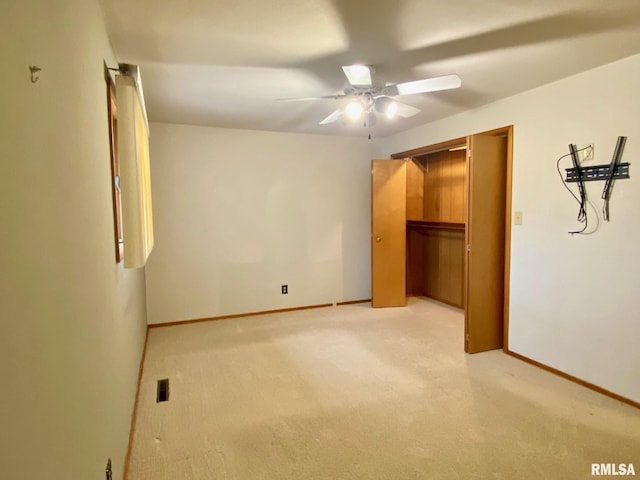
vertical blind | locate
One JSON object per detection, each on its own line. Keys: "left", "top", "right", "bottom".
{"left": 116, "top": 72, "right": 154, "bottom": 269}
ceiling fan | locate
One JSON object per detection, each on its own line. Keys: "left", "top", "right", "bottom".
{"left": 277, "top": 65, "right": 462, "bottom": 130}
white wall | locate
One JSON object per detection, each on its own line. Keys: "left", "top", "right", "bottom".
{"left": 374, "top": 54, "right": 640, "bottom": 403}
{"left": 0, "top": 1, "right": 148, "bottom": 479}
{"left": 146, "top": 124, "right": 372, "bottom": 324}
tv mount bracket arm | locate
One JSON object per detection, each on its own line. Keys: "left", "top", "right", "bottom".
{"left": 564, "top": 136, "right": 630, "bottom": 222}
{"left": 601, "top": 136, "right": 626, "bottom": 221}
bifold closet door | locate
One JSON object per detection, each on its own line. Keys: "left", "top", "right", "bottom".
{"left": 465, "top": 135, "right": 507, "bottom": 353}
{"left": 371, "top": 159, "right": 407, "bottom": 307}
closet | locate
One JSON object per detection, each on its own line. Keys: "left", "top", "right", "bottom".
{"left": 406, "top": 146, "right": 467, "bottom": 308}
{"left": 371, "top": 126, "right": 512, "bottom": 353}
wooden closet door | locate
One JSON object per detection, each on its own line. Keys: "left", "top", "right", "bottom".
{"left": 465, "top": 135, "right": 507, "bottom": 353}
{"left": 371, "top": 159, "right": 407, "bottom": 307}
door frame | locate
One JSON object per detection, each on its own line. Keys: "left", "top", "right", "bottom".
{"left": 391, "top": 125, "right": 513, "bottom": 352}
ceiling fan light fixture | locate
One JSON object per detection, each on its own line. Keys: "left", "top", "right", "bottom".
{"left": 385, "top": 101, "right": 398, "bottom": 119}
{"left": 345, "top": 101, "right": 364, "bottom": 120}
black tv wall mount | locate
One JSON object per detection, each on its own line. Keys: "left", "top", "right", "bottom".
{"left": 564, "top": 162, "right": 629, "bottom": 183}
{"left": 564, "top": 136, "right": 630, "bottom": 222}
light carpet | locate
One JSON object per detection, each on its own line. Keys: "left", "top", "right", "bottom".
{"left": 128, "top": 298, "right": 640, "bottom": 479}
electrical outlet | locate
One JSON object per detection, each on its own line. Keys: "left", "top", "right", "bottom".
{"left": 514, "top": 211, "right": 523, "bottom": 225}
{"left": 281, "top": 285, "right": 288, "bottom": 294}
{"left": 582, "top": 143, "right": 594, "bottom": 161}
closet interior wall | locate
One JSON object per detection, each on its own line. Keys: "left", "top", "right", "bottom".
{"left": 406, "top": 147, "right": 467, "bottom": 308}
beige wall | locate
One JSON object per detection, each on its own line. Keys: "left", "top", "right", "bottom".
{"left": 145, "top": 123, "right": 373, "bottom": 324}
{"left": 374, "top": 54, "right": 640, "bottom": 403}
{"left": 0, "top": 1, "right": 148, "bottom": 479}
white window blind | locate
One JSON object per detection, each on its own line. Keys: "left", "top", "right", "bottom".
{"left": 116, "top": 71, "right": 154, "bottom": 269}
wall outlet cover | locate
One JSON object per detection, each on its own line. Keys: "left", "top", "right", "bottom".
{"left": 582, "top": 144, "right": 594, "bottom": 161}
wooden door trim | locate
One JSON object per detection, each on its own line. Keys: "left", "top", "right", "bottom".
{"left": 464, "top": 134, "right": 472, "bottom": 352}
{"left": 390, "top": 136, "right": 467, "bottom": 159}
{"left": 502, "top": 126, "right": 514, "bottom": 352}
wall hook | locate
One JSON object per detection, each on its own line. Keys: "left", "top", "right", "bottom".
{"left": 29, "top": 65, "right": 42, "bottom": 83}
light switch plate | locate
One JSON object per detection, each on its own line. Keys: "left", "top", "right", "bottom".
{"left": 514, "top": 211, "right": 523, "bottom": 225}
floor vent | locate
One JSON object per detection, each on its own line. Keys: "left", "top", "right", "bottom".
{"left": 156, "top": 378, "right": 170, "bottom": 403}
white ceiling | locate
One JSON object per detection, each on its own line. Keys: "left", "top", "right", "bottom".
{"left": 100, "top": 0, "right": 640, "bottom": 138}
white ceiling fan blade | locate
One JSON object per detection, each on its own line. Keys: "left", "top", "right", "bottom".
{"left": 394, "top": 101, "right": 421, "bottom": 118}
{"left": 384, "top": 74, "right": 462, "bottom": 96}
{"left": 342, "top": 65, "right": 374, "bottom": 87}
{"left": 375, "top": 97, "right": 421, "bottom": 119}
{"left": 319, "top": 109, "right": 342, "bottom": 125}
{"left": 276, "top": 94, "right": 346, "bottom": 102}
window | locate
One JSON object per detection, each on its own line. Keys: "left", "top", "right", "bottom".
{"left": 105, "top": 64, "right": 124, "bottom": 263}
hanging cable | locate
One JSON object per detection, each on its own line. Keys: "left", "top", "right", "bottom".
{"left": 556, "top": 146, "right": 600, "bottom": 235}
{"left": 567, "top": 144, "right": 587, "bottom": 223}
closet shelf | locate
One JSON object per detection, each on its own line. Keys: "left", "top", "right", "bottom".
{"left": 407, "top": 220, "right": 465, "bottom": 231}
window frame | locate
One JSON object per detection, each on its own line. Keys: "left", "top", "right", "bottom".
{"left": 105, "top": 64, "right": 124, "bottom": 263}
